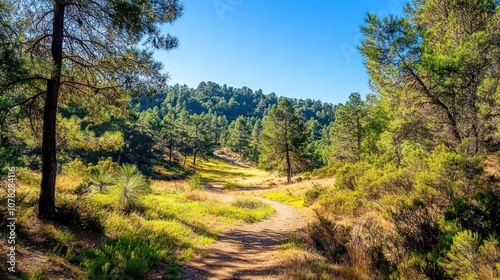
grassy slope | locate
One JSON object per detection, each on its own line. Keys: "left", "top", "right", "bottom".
{"left": 0, "top": 157, "right": 277, "bottom": 279}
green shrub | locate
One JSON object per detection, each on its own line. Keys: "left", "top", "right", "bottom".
{"left": 445, "top": 191, "right": 500, "bottom": 239}
{"left": 113, "top": 164, "right": 150, "bottom": 210}
{"left": 335, "top": 161, "right": 371, "bottom": 190}
{"left": 89, "top": 169, "right": 114, "bottom": 194}
{"left": 56, "top": 195, "right": 104, "bottom": 232}
{"left": 62, "top": 158, "right": 89, "bottom": 178}
{"left": 318, "top": 188, "right": 364, "bottom": 216}
{"left": 88, "top": 157, "right": 118, "bottom": 176}
{"left": 440, "top": 231, "right": 500, "bottom": 279}
{"left": 304, "top": 183, "right": 328, "bottom": 206}
{"left": 187, "top": 175, "right": 203, "bottom": 190}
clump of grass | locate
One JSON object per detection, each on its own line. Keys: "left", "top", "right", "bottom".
{"left": 185, "top": 190, "right": 220, "bottom": 203}
{"left": 27, "top": 269, "right": 50, "bottom": 280}
{"left": 223, "top": 181, "right": 240, "bottom": 190}
{"left": 187, "top": 175, "right": 203, "bottom": 190}
{"left": 56, "top": 229, "right": 76, "bottom": 244}
{"left": 281, "top": 235, "right": 306, "bottom": 251}
{"left": 281, "top": 252, "right": 335, "bottom": 280}
{"left": 263, "top": 191, "right": 304, "bottom": 208}
{"left": 208, "top": 203, "right": 274, "bottom": 223}
{"left": 231, "top": 197, "right": 266, "bottom": 209}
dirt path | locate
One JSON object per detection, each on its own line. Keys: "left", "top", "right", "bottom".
{"left": 178, "top": 198, "right": 308, "bottom": 280}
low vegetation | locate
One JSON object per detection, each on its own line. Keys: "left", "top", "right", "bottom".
{"left": 0, "top": 159, "right": 274, "bottom": 279}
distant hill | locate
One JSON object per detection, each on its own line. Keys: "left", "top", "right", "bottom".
{"left": 133, "top": 81, "right": 338, "bottom": 126}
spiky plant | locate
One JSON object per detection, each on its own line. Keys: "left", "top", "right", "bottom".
{"left": 89, "top": 169, "right": 115, "bottom": 194}
{"left": 115, "top": 164, "right": 149, "bottom": 209}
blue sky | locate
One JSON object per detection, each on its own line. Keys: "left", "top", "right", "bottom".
{"left": 155, "top": 1, "right": 406, "bottom": 104}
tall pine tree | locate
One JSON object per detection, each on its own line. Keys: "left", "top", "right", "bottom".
{"left": 5, "top": 0, "right": 183, "bottom": 219}
{"left": 259, "top": 98, "right": 308, "bottom": 184}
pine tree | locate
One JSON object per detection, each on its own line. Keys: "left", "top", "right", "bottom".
{"left": 4, "top": 0, "right": 183, "bottom": 219}
{"left": 160, "top": 112, "right": 179, "bottom": 164}
{"left": 259, "top": 98, "right": 308, "bottom": 184}
{"left": 227, "top": 116, "right": 251, "bottom": 157}
{"left": 330, "top": 92, "right": 366, "bottom": 163}
{"left": 360, "top": 0, "right": 500, "bottom": 153}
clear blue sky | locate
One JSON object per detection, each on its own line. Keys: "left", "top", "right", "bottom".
{"left": 155, "top": 1, "right": 405, "bottom": 104}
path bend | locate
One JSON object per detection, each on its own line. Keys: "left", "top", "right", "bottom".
{"left": 178, "top": 198, "right": 307, "bottom": 280}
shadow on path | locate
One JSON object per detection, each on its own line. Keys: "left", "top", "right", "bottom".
{"left": 178, "top": 199, "right": 308, "bottom": 280}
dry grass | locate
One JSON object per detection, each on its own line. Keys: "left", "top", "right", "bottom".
{"left": 280, "top": 251, "right": 337, "bottom": 280}
{"left": 151, "top": 179, "right": 189, "bottom": 192}
{"left": 184, "top": 189, "right": 222, "bottom": 203}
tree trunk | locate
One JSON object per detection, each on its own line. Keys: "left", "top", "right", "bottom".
{"left": 285, "top": 142, "right": 291, "bottom": 184}
{"left": 39, "top": 2, "right": 65, "bottom": 220}
{"left": 169, "top": 138, "right": 173, "bottom": 164}
{"left": 193, "top": 141, "right": 197, "bottom": 165}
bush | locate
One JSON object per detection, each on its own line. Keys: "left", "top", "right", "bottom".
{"left": 113, "top": 164, "right": 150, "bottom": 210}
{"left": 89, "top": 169, "right": 114, "bottom": 194}
{"left": 308, "top": 210, "right": 350, "bottom": 262}
{"left": 304, "top": 183, "right": 328, "bottom": 206}
{"left": 187, "top": 175, "right": 203, "bottom": 190}
{"left": 445, "top": 191, "right": 500, "bottom": 239}
{"left": 223, "top": 181, "right": 240, "bottom": 190}
{"left": 390, "top": 197, "right": 440, "bottom": 254}
{"left": 440, "top": 231, "right": 500, "bottom": 279}
{"left": 335, "top": 161, "right": 371, "bottom": 190}
{"left": 62, "top": 158, "right": 89, "bottom": 178}
{"left": 56, "top": 195, "right": 104, "bottom": 232}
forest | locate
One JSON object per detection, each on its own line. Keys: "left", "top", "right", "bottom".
{"left": 1, "top": 0, "right": 500, "bottom": 279}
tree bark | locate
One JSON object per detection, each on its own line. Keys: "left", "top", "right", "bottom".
{"left": 285, "top": 142, "right": 291, "bottom": 184}
{"left": 284, "top": 121, "right": 291, "bottom": 184}
{"left": 169, "top": 138, "right": 173, "bottom": 164}
{"left": 39, "top": 2, "right": 65, "bottom": 220}
{"left": 193, "top": 141, "right": 197, "bottom": 165}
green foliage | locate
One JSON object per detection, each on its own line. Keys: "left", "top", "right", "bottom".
{"left": 114, "top": 164, "right": 150, "bottom": 210}
{"left": 80, "top": 231, "right": 171, "bottom": 279}
{"left": 187, "top": 175, "right": 203, "bottom": 190}
{"left": 260, "top": 98, "right": 310, "bottom": 183}
{"left": 304, "top": 184, "right": 328, "bottom": 207}
{"left": 226, "top": 116, "right": 251, "bottom": 156}
{"left": 440, "top": 231, "right": 500, "bottom": 280}
{"left": 62, "top": 159, "right": 89, "bottom": 179}
{"left": 89, "top": 169, "right": 115, "bottom": 194}
{"left": 55, "top": 195, "right": 105, "bottom": 232}
{"left": 445, "top": 191, "right": 500, "bottom": 240}
{"left": 330, "top": 92, "right": 367, "bottom": 163}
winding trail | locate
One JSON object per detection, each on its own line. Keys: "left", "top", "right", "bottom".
{"left": 178, "top": 198, "right": 308, "bottom": 280}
